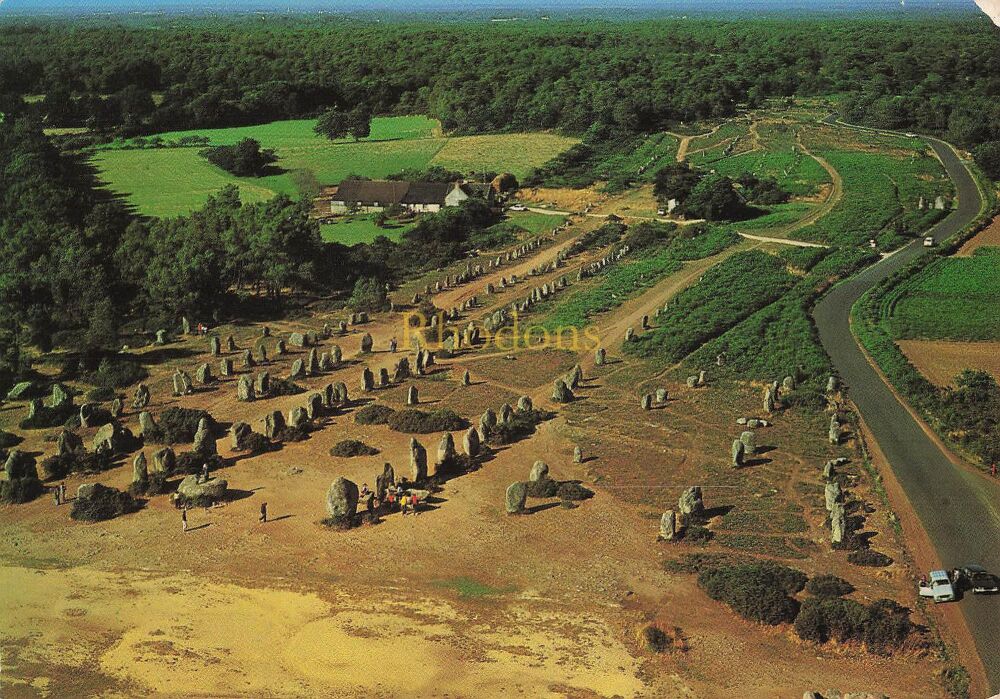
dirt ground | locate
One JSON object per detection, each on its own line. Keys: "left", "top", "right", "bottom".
{"left": 956, "top": 214, "right": 1000, "bottom": 256}
{"left": 898, "top": 339, "right": 1000, "bottom": 387}
{"left": 0, "top": 198, "right": 956, "bottom": 698}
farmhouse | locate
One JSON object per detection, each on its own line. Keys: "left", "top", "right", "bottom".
{"left": 321, "top": 179, "right": 495, "bottom": 215}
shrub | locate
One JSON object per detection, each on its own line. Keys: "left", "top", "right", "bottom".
{"left": 487, "top": 409, "right": 549, "bottom": 445}
{"left": 349, "top": 277, "right": 390, "bottom": 313}
{"left": 863, "top": 599, "right": 913, "bottom": 654}
{"left": 269, "top": 378, "right": 305, "bottom": 396}
{"left": 70, "top": 484, "right": 141, "bottom": 521}
{"left": 354, "top": 404, "right": 396, "bottom": 425}
{"left": 330, "top": 439, "right": 379, "bottom": 457}
{"left": 805, "top": 574, "right": 855, "bottom": 598}
{"left": 86, "top": 387, "right": 117, "bottom": 402}
{"left": 794, "top": 597, "right": 868, "bottom": 643}
{"left": 129, "top": 471, "right": 170, "bottom": 497}
{"left": 556, "top": 481, "right": 594, "bottom": 502}
{"left": 0, "top": 430, "right": 21, "bottom": 449}
{"left": 146, "top": 407, "right": 214, "bottom": 444}
{"left": 242, "top": 431, "right": 275, "bottom": 454}
{"left": 387, "top": 408, "right": 467, "bottom": 434}
{"left": 173, "top": 452, "right": 225, "bottom": 476}
{"left": 683, "top": 525, "right": 714, "bottom": 544}
{"left": 847, "top": 549, "right": 893, "bottom": 568}
{"left": 526, "top": 477, "right": 559, "bottom": 498}
{"left": 273, "top": 424, "right": 309, "bottom": 442}
{"left": 641, "top": 625, "right": 672, "bottom": 653}
{"left": 84, "top": 357, "right": 147, "bottom": 389}
{"left": 20, "top": 403, "right": 76, "bottom": 430}
{"left": 697, "top": 563, "right": 806, "bottom": 625}
{"left": 40, "top": 451, "right": 114, "bottom": 480}
{"left": 0, "top": 477, "right": 43, "bottom": 504}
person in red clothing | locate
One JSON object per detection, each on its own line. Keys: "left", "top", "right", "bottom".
{"left": 992, "top": 463, "right": 998, "bottom": 478}
{"left": 410, "top": 493, "right": 419, "bottom": 515}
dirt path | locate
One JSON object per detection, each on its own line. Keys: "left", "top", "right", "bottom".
{"left": 673, "top": 125, "right": 721, "bottom": 163}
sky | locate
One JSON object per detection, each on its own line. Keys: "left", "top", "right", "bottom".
{"left": 0, "top": 0, "right": 985, "bottom": 16}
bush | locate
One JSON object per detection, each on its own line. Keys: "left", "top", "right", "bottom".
{"left": 387, "top": 408, "right": 467, "bottom": 434}
{"left": 847, "top": 549, "right": 893, "bottom": 568}
{"left": 805, "top": 574, "right": 855, "bottom": 598}
{"left": 330, "top": 439, "right": 379, "bottom": 457}
{"left": 40, "top": 451, "right": 114, "bottom": 480}
{"left": 173, "top": 452, "right": 225, "bottom": 476}
{"left": 698, "top": 563, "right": 806, "bottom": 625}
{"left": 70, "top": 484, "right": 141, "bottom": 521}
{"left": 349, "top": 277, "right": 390, "bottom": 313}
{"left": 86, "top": 387, "right": 117, "bottom": 402}
{"left": 19, "top": 403, "right": 76, "bottom": 430}
{"left": 486, "top": 409, "right": 549, "bottom": 445}
{"left": 241, "top": 431, "right": 275, "bottom": 454}
{"left": 793, "top": 596, "right": 911, "bottom": 653}
{"left": 273, "top": 424, "right": 309, "bottom": 442}
{"left": 641, "top": 625, "right": 672, "bottom": 653}
{"left": 526, "top": 477, "right": 559, "bottom": 498}
{"left": 863, "top": 599, "right": 913, "bottom": 654}
{"left": 84, "top": 356, "right": 147, "bottom": 389}
{"left": 146, "top": 407, "right": 215, "bottom": 444}
{"left": 0, "top": 477, "right": 44, "bottom": 504}
{"left": 683, "top": 525, "right": 714, "bottom": 543}
{"left": 269, "top": 378, "right": 305, "bottom": 397}
{"left": 354, "top": 404, "right": 396, "bottom": 425}
{"left": 556, "top": 481, "right": 594, "bottom": 502}
{"left": 129, "top": 471, "right": 170, "bottom": 497}
{"left": 0, "top": 430, "right": 22, "bottom": 449}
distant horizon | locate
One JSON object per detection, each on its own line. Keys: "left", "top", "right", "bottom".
{"left": 0, "top": 0, "right": 983, "bottom": 18}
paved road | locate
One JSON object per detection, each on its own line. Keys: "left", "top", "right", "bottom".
{"left": 813, "top": 128, "right": 1000, "bottom": 691}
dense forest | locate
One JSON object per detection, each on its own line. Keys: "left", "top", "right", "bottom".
{"left": 1, "top": 16, "right": 1000, "bottom": 152}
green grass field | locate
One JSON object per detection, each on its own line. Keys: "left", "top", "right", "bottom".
{"left": 90, "top": 116, "right": 578, "bottom": 218}
{"left": 320, "top": 217, "right": 414, "bottom": 246}
{"left": 890, "top": 249, "right": 1000, "bottom": 341}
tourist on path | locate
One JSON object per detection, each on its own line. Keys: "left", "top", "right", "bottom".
{"left": 259, "top": 502, "right": 267, "bottom": 523}
{"left": 182, "top": 508, "right": 188, "bottom": 532}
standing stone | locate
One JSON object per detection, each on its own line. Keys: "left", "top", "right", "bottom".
{"left": 697, "top": 370, "right": 707, "bottom": 387}
{"left": 152, "top": 447, "right": 176, "bottom": 474}
{"left": 505, "top": 482, "right": 528, "bottom": 514}
{"left": 49, "top": 383, "right": 72, "bottom": 409}
{"left": 132, "top": 452, "right": 148, "bottom": 484}
{"left": 678, "top": 486, "right": 705, "bottom": 517}
{"left": 625, "top": 327, "right": 635, "bottom": 342}
{"left": 307, "top": 393, "right": 324, "bottom": 420}
{"left": 529, "top": 460, "right": 549, "bottom": 482}
{"left": 264, "top": 410, "right": 285, "bottom": 439}
{"left": 307, "top": 348, "right": 320, "bottom": 375}
{"left": 334, "top": 382, "right": 349, "bottom": 404}
{"left": 331, "top": 345, "right": 343, "bottom": 366}
{"left": 659, "top": 510, "right": 677, "bottom": 541}
{"left": 829, "top": 417, "right": 841, "bottom": 445}
{"left": 209, "top": 336, "right": 221, "bottom": 356}
{"left": 173, "top": 370, "right": 193, "bottom": 396}
{"left": 259, "top": 345, "right": 268, "bottom": 364}
{"left": 242, "top": 348, "right": 255, "bottom": 370}
{"left": 480, "top": 408, "right": 498, "bottom": 434}
{"left": 824, "top": 481, "right": 842, "bottom": 511}
{"left": 463, "top": 426, "right": 481, "bottom": 457}
{"left": 138, "top": 411, "right": 157, "bottom": 436}
{"left": 406, "top": 385, "right": 419, "bottom": 406}
{"left": 376, "top": 462, "right": 396, "bottom": 500}
{"left": 262, "top": 326, "right": 271, "bottom": 338}
{"left": 641, "top": 314, "right": 650, "bottom": 330}
{"left": 378, "top": 367, "right": 390, "bottom": 388}
{"left": 230, "top": 422, "right": 253, "bottom": 451}
{"left": 461, "top": 369, "right": 471, "bottom": 386}
{"left": 182, "top": 317, "right": 191, "bottom": 335}
{"left": 573, "top": 446, "right": 583, "bottom": 464}
{"left": 822, "top": 460, "right": 836, "bottom": 481}
{"left": 552, "top": 379, "right": 573, "bottom": 403}
{"left": 226, "top": 335, "right": 237, "bottom": 352}
{"left": 436, "top": 433, "right": 457, "bottom": 471}
{"left": 288, "top": 406, "right": 308, "bottom": 429}
{"left": 392, "top": 357, "right": 411, "bottom": 382}
{"left": 740, "top": 430, "right": 756, "bottom": 454}
{"left": 220, "top": 358, "right": 234, "bottom": 377}
{"left": 27, "top": 398, "right": 42, "bottom": 421}
{"left": 830, "top": 503, "right": 846, "bottom": 545}
{"left": 782, "top": 375, "right": 796, "bottom": 392}
{"left": 826, "top": 375, "right": 839, "bottom": 393}
{"left": 57, "top": 429, "right": 84, "bottom": 456}
{"left": 499, "top": 403, "right": 514, "bottom": 424}
{"left": 361, "top": 367, "right": 375, "bottom": 392}
{"left": 731, "top": 439, "right": 745, "bottom": 467}
{"left": 410, "top": 438, "right": 428, "bottom": 483}
{"left": 595, "top": 348, "right": 606, "bottom": 366}
{"left": 641, "top": 394, "right": 653, "bottom": 410}
{"left": 655, "top": 388, "right": 668, "bottom": 403}
{"left": 686, "top": 376, "right": 698, "bottom": 388}
{"left": 325, "top": 477, "right": 359, "bottom": 521}
{"left": 237, "top": 375, "right": 255, "bottom": 402}
{"left": 360, "top": 333, "right": 374, "bottom": 354}
{"left": 132, "top": 384, "right": 151, "bottom": 410}
{"left": 764, "top": 386, "right": 776, "bottom": 414}
{"left": 79, "top": 403, "right": 101, "bottom": 428}
{"left": 255, "top": 371, "right": 270, "bottom": 396}
{"left": 319, "top": 353, "right": 332, "bottom": 372}
{"left": 193, "top": 419, "right": 216, "bottom": 456}
{"left": 289, "top": 332, "right": 307, "bottom": 348}
{"left": 289, "top": 358, "right": 305, "bottom": 380}
{"left": 110, "top": 398, "right": 124, "bottom": 418}
{"left": 517, "top": 395, "right": 533, "bottom": 413}
{"left": 275, "top": 340, "right": 287, "bottom": 356}
{"left": 196, "top": 363, "right": 213, "bottom": 384}
{"left": 155, "top": 329, "right": 168, "bottom": 345}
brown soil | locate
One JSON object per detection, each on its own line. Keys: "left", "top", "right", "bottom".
{"left": 956, "top": 214, "right": 1000, "bottom": 256}
{"left": 898, "top": 339, "right": 1000, "bottom": 387}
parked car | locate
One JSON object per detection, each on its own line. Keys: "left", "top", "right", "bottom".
{"left": 656, "top": 208, "right": 667, "bottom": 216}
{"left": 919, "top": 570, "right": 956, "bottom": 602}
{"left": 508, "top": 204, "right": 527, "bottom": 212}
{"left": 923, "top": 236, "right": 936, "bottom": 247}
{"left": 905, "top": 132, "right": 917, "bottom": 138}
{"left": 960, "top": 565, "right": 1000, "bottom": 594}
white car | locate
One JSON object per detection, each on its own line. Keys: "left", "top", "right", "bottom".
{"left": 905, "top": 132, "right": 917, "bottom": 138}
{"left": 919, "top": 570, "right": 956, "bottom": 603}
{"left": 923, "top": 236, "right": 935, "bottom": 247}
{"left": 508, "top": 204, "right": 527, "bottom": 212}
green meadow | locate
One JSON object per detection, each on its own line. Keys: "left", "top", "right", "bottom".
{"left": 90, "top": 116, "right": 578, "bottom": 218}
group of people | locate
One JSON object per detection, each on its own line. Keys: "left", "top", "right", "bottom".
{"left": 51, "top": 483, "right": 67, "bottom": 506}
{"left": 360, "top": 481, "right": 420, "bottom": 518}
{"left": 181, "top": 501, "right": 266, "bottom": 533}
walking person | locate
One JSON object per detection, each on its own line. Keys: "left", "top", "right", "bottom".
{"left": 200, "top": 463, "right": 209, "bottom": 484}
{"left": 53, "top": 486, "right": 60, "bottom": 506}
{"left": 992, "top": 463, "right": 997, "bottom": 478}
{"left": 59, "top": 482, "right": 66, "bottom": 504}
{"left": 259, "top": 502, "right": 267, "bottom": 523}
{"left": 181, "top": 507, "right": 188, "bottom": 533}
{"left": 410, "top": 493, "right": 419, "bottom": 516}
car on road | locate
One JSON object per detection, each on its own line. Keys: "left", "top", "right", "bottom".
{"left": 919, "top": 570, "right": 957, "bottom": 602}
{"left": 905, "top": 132, "right": 917, "bottom": 138}
{"left": 960, "top": 565, "right": 1000, "bottom": 594}
{"left": 923, "top": 236, "right": 935, "bottom": 247}
{"left": 508, "top": 204, "right": 527, "bottom": 212}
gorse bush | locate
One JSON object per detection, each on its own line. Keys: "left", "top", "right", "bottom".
{"left": 794, "top": 597, "right": 912, "bottom": 653}
{"left": 330, "top": 439, "right": 379, "bottom": 457}
{"left": 146, "top": 407, "right": 214, "bottom": 444}
{"left": 354, "top": 404, "right": 396, "bottom": 425}
{"left": 805, "top": 574, "right": 855, "bottom": 597}
{"left": 41, "top": 451, "right": 114, "bottom": 480}
{"left": 387, "top": 408, "right": 467, "bottom": 434}
{"left": 84, "top": 357, "right": 147, "bottom": 389}
{"left": 70, "top": 484, "right": 141, "bottom": 522}
{"left": 697, "top": 562, "right": 807, "bottom": 625}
